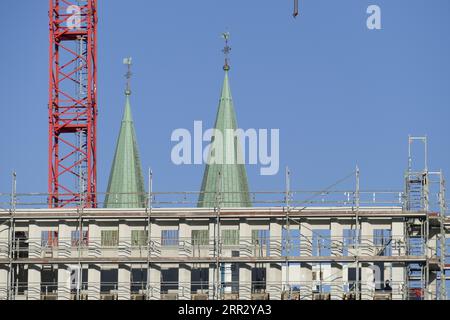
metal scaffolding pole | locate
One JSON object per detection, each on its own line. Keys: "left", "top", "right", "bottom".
{"left": 214, "top": 171, "right": 222, "bottom": 300}
{"left": 355, "top": 165, "right": 360, "bottom": 300}
{"left": 284, "top": 167, "right": 291, "bottom": 298}
{"left": 439, "top": 171, "right": 447, "bottom": 300}
{"left": 8, "top": 172, "right": 16, "bottom": 300}
{"left": 75, "top": 163, "right": 86, "bottom": 300}
{"left": 146, "top": 168, "right": 153, "bottom": 300}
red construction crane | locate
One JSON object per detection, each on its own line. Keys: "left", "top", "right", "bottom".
{"left": 48, "top": 0, "right": 98, "bottom": 208}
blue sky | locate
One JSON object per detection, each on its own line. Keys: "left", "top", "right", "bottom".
{"left": 0, "top": 0, "right": 449, "bottom": 206}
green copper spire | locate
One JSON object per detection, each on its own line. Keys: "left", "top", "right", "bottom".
{"left": 104, "top": 58, "right": 146, "bottom": 208}
{"left": 198, "top": 34, "right": 251, "bottom": 207}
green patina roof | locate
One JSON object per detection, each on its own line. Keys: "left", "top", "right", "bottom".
{"left": 198, "top": 69, "right": 251, "bottom": 208}
{"left": 104, "top": 92, "right": 146, "bottom": 208}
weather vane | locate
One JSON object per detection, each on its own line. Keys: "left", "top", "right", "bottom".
{"left": 222, "top": 32, "right": 231, "bottom": 71}
{"left": 123, "top": 57, "right": 133, "bottom": 95}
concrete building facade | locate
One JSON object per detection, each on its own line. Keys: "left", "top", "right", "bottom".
{"left": 0, "top": 205, "right": 447, "bottom": 300}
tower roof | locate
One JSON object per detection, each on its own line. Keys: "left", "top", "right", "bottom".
{"left": 104, "top": 91, "right": 146, "bottom": 208}
{"left": 198, "top": 68, "right": 251, "bottom": 207}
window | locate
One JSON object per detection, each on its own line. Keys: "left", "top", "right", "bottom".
{"left": 252, "top": 230, "right": 269, "bottom": 245}
{"left": 41, "top": 231, "right": 58, "bottom": 248}
{"left": 192, "top": 230, "right": 208, "bottom": 246}
{"left": 131, "top": 230, "right": 148, "bottom": 247}
{"left": 252, "top": 267, "right": 266, "bottom": 292}
{"left": 373, "top": 229, "right": 392, "bottom": 256}
{"left": 252, "top": 230, "right": 270, "bottom": 256}
{"left": 282, "top": 229, "right": 300, "bottom": 256}
{"left": 191, "top": 268, "right": 209, "bottom": 294}
{"left": 71, "top": 230, "right": 89, "bottom": 247}
{"left": 312, "top": 230, "right": 331, "bottom": 256}
{"left": 161, "top": 268, "right": 178, "bottom": 293}
{"left": 131, "top": 268, "right": 147, "bottom": 293}
{"left": 101, "top": 230, "right": 118, "bottom": 247}
{"left": 101, "top": 269, "right": 118, "bottom": 293}
{"left": 161, "top": 230, "right": 179, "bottom": 247}
{"left": 343, "top": 229, "right": 359, "bottom": 256}
{"left": 221, "top": 229, "right": 239, "bottom": 246}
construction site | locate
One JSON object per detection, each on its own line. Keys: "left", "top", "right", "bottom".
{"left": 0, "top": 1, "right": 449, "bottom": 301}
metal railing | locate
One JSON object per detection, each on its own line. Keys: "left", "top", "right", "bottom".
{"left": 0, "top": 236, "right": 427, "bottom": 261}
{"left": 0, "top": 280, "right": 406, "bottom": 300}
{"left": 0, "top": 190, "right": 406, "bottom": 210}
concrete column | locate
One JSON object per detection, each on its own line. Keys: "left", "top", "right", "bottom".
{"left": 178, "top": 220, "right": 191, "bottom": 300}
{"left": 330, "top": 220, "right": 343, "bottom": 256}
{"left": 330, "top": 220, "right": 343, "bottom": 300}
{"left": 179, "top": 263, "right": 191, "bottom": 300}
{"left": 239, "top": 263, "right": 252, "bottom": 300}
{"left": 118, "top": 222, "right": 131, "bottom": 300}
{"left": 150, "top": 222, "right": 161, "bottom": 258}
{"left": 149, "top": 263, "right": 161, "bottom": 300}
{"left": 208, "top": 263, "right": 216, "bottom": 300}
{"left": 28, "top": 223, "right": 41, "bottom": 300}
{"left": 57, "top": 265, "right": 71, "bottom": 300}
{"left": 58, "top": 222, "right": 71, "bottom": 258}
{"left": 88, "top": 222, "right": 101, "bottom": 258}
{"left": 0, "top": 265, "right": 8, "bottom": 300}
{"left": 300, "top": 220, "right": 312, "bottom": 300}
{"left": 87, "top": 222, "right": 101, "bottom": 300}
{"left": 239, "top": 219, "right": 251, "bottom": 300}
{"left": 179, "top": 219, "right": 191, "bottom": 257}
{"left": 28, "top": 265, "right": 41, "bottom": 300}
{"left": 57, "top": 223, "right": 71, "bottom": 300}
{"left": 87, "top": 264, "right": 100, "bottom": 300}
{"left": 0, "top": 224, "right": 9, "bottom": 300}
{"left": 361, "top": 263, "right": 374, "bottom": 300}
{"left": 119, "top": 221, "right": 131, "bottom": 257}
{"left": 0, "top": 224, "right": 8, "bottom": 260}
{"left": 330, "top": 263, "right": 343, "bottom": 300}
{"left": 28, "top": 222, "right": 41, "bottom": 259}
{"left": 392, "top": 263, "right": 405, "bottom": 300}
{"left": 358, "top": 221, "right": 374, "bottom": 300}
{"left": 118, "top": 264, "right": 131, "bottom": 300}
{"left": 267, "top": 219, "right": 282, "bottom": 300}
{"left": 360, "top": 220, "right": 373, "bottom": 256}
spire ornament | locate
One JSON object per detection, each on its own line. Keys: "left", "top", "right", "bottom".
{"left": 221, "top": 32, "right": 231, "bottom": 71}
{"left": 123, "top": 57, "right": 133, "bottom": 95}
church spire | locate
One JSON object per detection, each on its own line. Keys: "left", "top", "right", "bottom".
{"left": 198, "top": 34, "right": 251, "bottom": 208}
{"left": 104, "top": 58, "right": 146, "bottom": 208}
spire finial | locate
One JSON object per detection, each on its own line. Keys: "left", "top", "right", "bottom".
{"left": 123, "top": 57, "right": 132, "bottom": 95}
{"left": 221, "top": 32, "right": 231, "bottom": 71}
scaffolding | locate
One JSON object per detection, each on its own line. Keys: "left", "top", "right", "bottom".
{"left": 0, "top": 137, "right": 448, "bottom": 300}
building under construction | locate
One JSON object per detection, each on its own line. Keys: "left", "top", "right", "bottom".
{"left": 0, "top": 1, "right": 448, "bottom": 300}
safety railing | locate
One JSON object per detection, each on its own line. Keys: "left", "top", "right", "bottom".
{"left": 0, "top": 280, "right": 406, "bottom": 300}
{"left": 0, "top": 190, "right": 405, "bottom": 210}
{"left": 0, "top": 236, "right": 426, "bottom": 260}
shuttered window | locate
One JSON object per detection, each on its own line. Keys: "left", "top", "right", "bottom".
{"left": 221, "top": 230, "right": 239, "bottom": 246}
{"left": 252, "top": 229, "right": 270, "bottom": 256}
{"left": 131, "top": 230, "right": 148, "bottom": 246}
{"left": 192, "top": 230, "right": 208, "bottom": 246}
{"left": 101, "top": 230, "right": 119, "bottom": 247}
{"left": 161, "top": 230, "right": 179, "bottom": 246}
